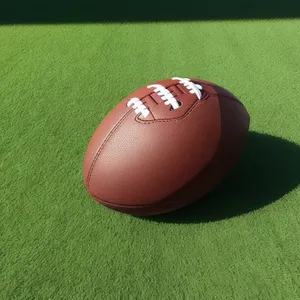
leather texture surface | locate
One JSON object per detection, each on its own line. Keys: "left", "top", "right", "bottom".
{"left": 83, "top": 78, "right": 250, "bottom": 215}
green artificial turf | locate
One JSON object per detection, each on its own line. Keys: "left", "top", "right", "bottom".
{"left": 1, "top": 19, "right": 300, "bottom": 300}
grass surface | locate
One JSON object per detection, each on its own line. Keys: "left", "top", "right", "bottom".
{"left": 1, "top": 19, "right": 300, "bottom": 300}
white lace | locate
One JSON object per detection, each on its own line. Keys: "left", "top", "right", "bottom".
{"left": 127, "top": 78, "right": 203, "bottom": 118}
{"left": 147, "top": 84, "right": 180, "bottom": 110}
{"left": 172, "top": 77, "right": 203, "bottom": 100}
{"left": 127, "top": 97, "right": 150, "bottom": 118}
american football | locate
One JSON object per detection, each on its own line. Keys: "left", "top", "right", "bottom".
{"left": 83, "top": 77, "right": 250, "bottom": 216}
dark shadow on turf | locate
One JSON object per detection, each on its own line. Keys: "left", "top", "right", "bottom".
{"left": 1, "top": 0, "right": 300, "bottom": 24}
{"left": 141, "top": 131, "right": 300, "bottom": 224}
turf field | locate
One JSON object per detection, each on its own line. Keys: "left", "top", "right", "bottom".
{"left": 1, "top": 11, "right": 300, "bottom": 300}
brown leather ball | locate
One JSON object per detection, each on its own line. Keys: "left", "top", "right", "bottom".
{"left": 83, "top": 77, "right": 250, "bottom": 216}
